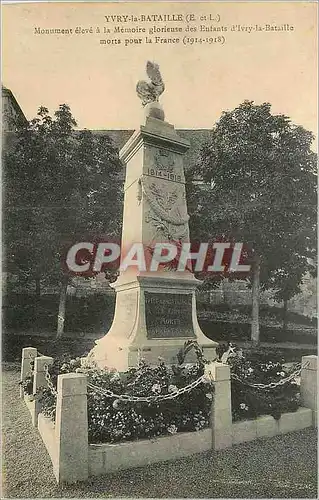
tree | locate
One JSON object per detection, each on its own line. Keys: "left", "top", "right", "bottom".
{"left": 269, "top": 256, "right": 316, "bottom": 331}
{"left": 4, "top": 105, "right": 123, "bottom": 337}
{"left": 287, "top": 270, "right": 317, "bottom": 320}
{"left": 188, "top": 101, "right": 317, "bottom": 344}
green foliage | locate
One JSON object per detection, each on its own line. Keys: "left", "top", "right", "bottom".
{"left": 38, "top": 355, "right": 214, "bottom": 444}
{"left": 188, "top": 100, "right": 317, "bottom": 297}
{"left": 18, "top": 359, "right": 34, "bottom": 395}
{"left": 176, "top": 339, "right": 207, "bottom": 365}
{"left": 19, "top": 375, "right": 34, "bottom": 396}
{"left": 229, "top": 347, "right": 300, "bottom": 421}
{"left": 37, "top": 346, "right": 302, "bottom": 443}
{"left": 39, "top": 389, "right": 57, "bottom": 420}
{"left": 4, "top": 293, "right": 115, "bottom": 333}
{"left": 3, "top": 105, "right": 123, "bottom": 294}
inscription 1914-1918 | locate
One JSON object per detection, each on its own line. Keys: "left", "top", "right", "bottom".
{"left": 144, "top": 291, "right": 195, "bottom": 339}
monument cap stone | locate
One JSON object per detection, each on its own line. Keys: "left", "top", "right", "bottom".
{"left": 145, "top": 101, "right": 165, "bottom": 121}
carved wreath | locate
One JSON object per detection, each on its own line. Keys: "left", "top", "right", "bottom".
{"left": 141, "top": 178, "right": 189, "bottom": 226}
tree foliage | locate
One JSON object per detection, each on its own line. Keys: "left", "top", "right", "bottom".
{"left": 189, "top": 101, "right": 317, "bottom": 283}
{"left": 4, "top": 104, "right": 123, "bottom": 294}
{"left": 187, "top": 101, "right": 317, "bottom": 338}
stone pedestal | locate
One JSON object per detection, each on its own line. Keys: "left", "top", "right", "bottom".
{"left": 90, "top": 112, "right": 217, "bottom": 370}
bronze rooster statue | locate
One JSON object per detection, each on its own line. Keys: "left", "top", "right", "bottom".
{"left": 136, "top": 61, "right": 165, "bottom": 106}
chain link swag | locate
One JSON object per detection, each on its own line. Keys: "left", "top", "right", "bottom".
{"left": 88, "top": 375, "right": 207, "bottom": 403}
{"left": 40, "top": 360, "right": 309, "bottom": 401}
{"left": 230, "top": 361, "right": 309, "bottom": 390}
{"left": 43, "top": 363, "right": 58, "bottom": 396}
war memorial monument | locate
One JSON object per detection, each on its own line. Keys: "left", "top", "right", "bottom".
{"left": 90, "top": 62, "right": 218, "bottom": 370}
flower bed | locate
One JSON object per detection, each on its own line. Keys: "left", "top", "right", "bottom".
{"left": 19, "top": 345, "right": 317, "bottom": 484}
{"left": 227, "top": 347, "right": 300, "bottom": 421}
{"left": 39, "top": 353, "right": 214, "bottom": 444}
{"left": 34, "top": 343, "right": 302, "bottom": 440}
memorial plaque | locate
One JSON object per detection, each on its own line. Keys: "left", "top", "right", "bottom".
{"left": 145, "top": 291, "right": 195, "bottom": 339}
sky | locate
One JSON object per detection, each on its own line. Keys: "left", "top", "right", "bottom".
{"left": 2, "top": 1, "right": 318, "bottom": 141}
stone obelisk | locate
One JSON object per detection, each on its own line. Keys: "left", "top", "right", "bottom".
{"left": 90, "top": 62, "right": 218, "bottom": 370}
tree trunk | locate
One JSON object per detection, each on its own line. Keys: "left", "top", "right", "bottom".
{"left": 56, "top": 276, "right": 69, "bottom": 339}
{"left": 222, "top": 278, "right": 228, "bottom": 304}
{"left": 282, "top": 298, "right": 288, "bottom": 332}
{"left": 35, "top": 277, "right": 41, "bottom": 298}
{"left": 251, "top": 255, "right": 261, "bottom": 346}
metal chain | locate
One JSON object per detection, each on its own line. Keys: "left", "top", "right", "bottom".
{"left": 34, "top": 358, "right": 310, "bottom": 401}
{"left": 88, "top": 374, "right": 207, "bottom": 403}
{"left": 230, "top": 361, "right": 310, "bottom": 390}
{"left": 43, "top": 364, "right": 58, "bottom": 396}
{"left": 87, "top": 359, "right": 309, "bottom": 402}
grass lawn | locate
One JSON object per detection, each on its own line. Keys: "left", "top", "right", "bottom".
{"left": 2, "top": 363, "right": 318, "bottom": 498}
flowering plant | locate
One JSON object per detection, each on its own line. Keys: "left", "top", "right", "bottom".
{"left": 19, "top": 374, "right": 34, "bottom": 396}
{"left": 18, "top": 358, "right": 34, "bottom": 396}
{"left": 228, "top": 347, "right": 300, "bottom": 421}
{"left": 38, "top": 347, "right": 214, "bottom": 444}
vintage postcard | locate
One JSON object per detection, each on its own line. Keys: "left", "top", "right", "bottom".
{"left": 2, "top": 1, "right": 318, "bottom": 498}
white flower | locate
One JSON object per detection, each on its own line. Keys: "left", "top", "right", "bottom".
{"left": 110, "top": 372, "right": 120, "bottom": 382}
{"left": 240, "top": 403, "right": 246, "bottom": 409}
{"left": 205, "top": 393, "right": 213, "bottom": 400}
{"left": 202, "top": 371, "right": 213, "bottom": 384}
{"left": 237, "top": 349, "right": 244, "bottom": 359}
{"left": 182, "top": 363, "right": 193, "bottom": 375}
{"left": 247, "top": 367, "right": 254, "bottom": 374}
{"left": 167, "top": 424, "right": 178, "bottom": 434}
{"left": 194, "top": 421, "right": 206, "bottom": 431}
{"left": 151, "top": 383, "right": 161, "bottom": 394}
{"left": 112, "top": 399, "right": 120, "bottom": 409}
{"left": 168, "top": 384, "right": 178, "bottom": 393}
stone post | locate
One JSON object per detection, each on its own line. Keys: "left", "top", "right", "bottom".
{"left": 300, "top": 355, "right": 317, "bottom": 427}
{"left": 54, "top": 373, "right": 88, "bottom": 484}
{"left": 206, "top": 361, "right": 233, "bottom": 449}
{"left": 32, "top": 356, "right": 54, "bottom": 427}
{"left": 20, "top": 347, "right": 37, "bottom": 398}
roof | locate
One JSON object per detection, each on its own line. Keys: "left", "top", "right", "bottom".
{"left": 2, "top": 85, "right": 28, "bottom": 125}
{"left": 90, "top": 128, "right": 211, "bottom": 172}
{"left": 2, "top": 86, "right": 212, "bottom": 172}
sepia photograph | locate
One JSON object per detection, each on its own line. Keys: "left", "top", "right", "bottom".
{"left": 1, "top": 1, "right": 318, "bottom": 498}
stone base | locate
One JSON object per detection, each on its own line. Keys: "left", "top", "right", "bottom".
{"left": 89, "top": 272, "right": 218, "bottom": 371}
{"left": 90, "top": 337, "right": 218, "bottom": 372}
{"left": 89, "top": 428, "right": 212, "bottom": 475}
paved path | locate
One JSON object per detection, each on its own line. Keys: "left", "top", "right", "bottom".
{"left": 2, "top": 363, "right": 318, "bottom": 498}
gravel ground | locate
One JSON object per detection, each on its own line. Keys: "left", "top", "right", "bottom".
{"left": 2, "top": 363, "right": 318, "bottom": 499}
